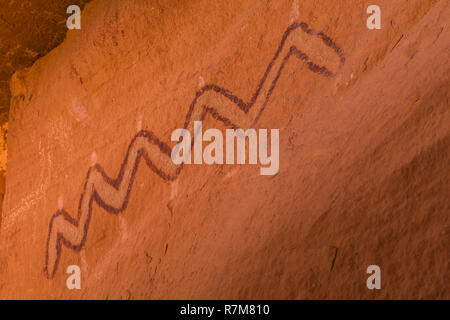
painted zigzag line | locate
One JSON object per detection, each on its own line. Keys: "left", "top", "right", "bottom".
{"left": 45, "top": 21, "right": 345, "bottom": 279}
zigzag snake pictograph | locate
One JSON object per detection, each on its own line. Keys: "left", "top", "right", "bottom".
{"left": 45, "top": 21, "right": 345, "bottom": 279}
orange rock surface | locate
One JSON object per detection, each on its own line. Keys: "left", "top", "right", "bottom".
{"left": 0, "top": 0, "right": 448, "bottom": 299}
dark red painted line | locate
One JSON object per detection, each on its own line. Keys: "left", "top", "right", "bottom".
{"left": 44, "top": 21, "right": 345, "bottom": 279}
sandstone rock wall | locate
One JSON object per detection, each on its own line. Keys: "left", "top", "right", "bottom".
{"left": 0, "top": 0, "right": 448, "bottom": 299}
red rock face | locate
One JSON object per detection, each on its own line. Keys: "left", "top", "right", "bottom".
{"left": 0, "top": 0, "right": 448, "bottom": 299}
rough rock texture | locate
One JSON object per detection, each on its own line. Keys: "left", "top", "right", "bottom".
{"left": 0, "top": 0, "right": 448, "bottom": 299}
{"left": 0, "top": 0, "right": 91, "bottom": 115}
{"left": 0, "top": 0, "right": 92, "bottom": 225}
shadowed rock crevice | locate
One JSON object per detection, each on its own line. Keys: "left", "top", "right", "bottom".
{"left": 0, "top": 1, "right": 92, "bottom": 217}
